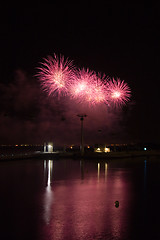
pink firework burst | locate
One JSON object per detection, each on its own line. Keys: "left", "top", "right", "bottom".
{"left": 70, "top": 69, "right": 109, "bottom": 105}
{"left": 70, "top": 68, "right": 94, "bottom": 100}
{"left": 107, "top": 78, "right": 131, "bottom": 106}
{"left": 37, "top": 54, "right": 76, "bottom": 97}
{"left": 92, "top": 73, "right": 110, "bottom": 104}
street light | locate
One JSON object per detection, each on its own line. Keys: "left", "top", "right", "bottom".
{"left": 77, "top": 114, "right": 87, "bottom": 156}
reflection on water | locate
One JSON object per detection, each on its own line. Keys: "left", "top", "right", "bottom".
{"left": 97, "top": 162, "right": 108, "bottom": 182}
{"left": 80, "top": 160, "right": 84, "bottom": 180}
{"left": 97, "top": 162, "right": 100, "bottom": 180}
{"left": 42, "top": 159, "right": 131, "bottom": 240}
{"left": 47, "top": 160, "right": 53, "bottom": 187}
{"left": 98, "top": 162, "right": 108, "bottom": 181}
{"left": 44, "top": 160, "right": 54, "bottom": 224}
{"left": 1, "top": 157, "right": 160, "bottom": 240}
{"left": 105, "top": 162, "right": 108, "bottom": 181}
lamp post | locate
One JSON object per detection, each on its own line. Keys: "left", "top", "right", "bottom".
{"left": 77, "top": 114, "right": 87, "bottom": 156}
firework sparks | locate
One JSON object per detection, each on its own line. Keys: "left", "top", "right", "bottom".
{"left": 70, "top": 68, "right": 93, "bottom": 97}
{"left": 37, "top": 54, "right": 76, "bottom": 97}
{"left": 107, "top": 78, "right": 131, "bottom": 106}
{"left": 70, "top": 69, "right": 109, "bottom": 105}
{"left": 37, "top": 54, "right": 131, "bottom": 108}
{"left": 91, "top": 73, "right": 109, "bottom": 104}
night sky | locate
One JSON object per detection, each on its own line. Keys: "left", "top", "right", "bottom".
{"left": 0, "top": 3, "right": 159, "bottom": 145}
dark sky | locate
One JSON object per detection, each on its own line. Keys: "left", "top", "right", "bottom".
{"left": 0, "top": 3, "right": 160, "bottom": 145}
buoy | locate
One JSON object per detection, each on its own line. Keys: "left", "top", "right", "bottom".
{"left": 115, "top": 201, "right": 119, "bottom": 208}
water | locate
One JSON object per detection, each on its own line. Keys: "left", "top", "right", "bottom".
{"left": 0, "top": 157, "right": 160, "bottom": 240}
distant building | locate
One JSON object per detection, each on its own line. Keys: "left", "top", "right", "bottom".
{"left": 44, "top": 142, "right": 53, "bottom": 152}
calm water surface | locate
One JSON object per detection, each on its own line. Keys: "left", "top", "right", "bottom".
{"left": 0, "top": 157, "right": 160, "bottom": 240}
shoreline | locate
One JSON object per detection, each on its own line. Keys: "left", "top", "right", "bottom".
{"left": 1, "top": 150, "right": 160, "bottom": 161}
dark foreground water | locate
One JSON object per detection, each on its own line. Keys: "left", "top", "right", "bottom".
{"left": 0, "top": 157, "right": 160, "bottom": 240}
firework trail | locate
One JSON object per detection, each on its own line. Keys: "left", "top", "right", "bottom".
{"left": 107, "top": 77, "right": 131, "bottom": 106}
{"left": 37, "top": 54, "right": 76, "bottom": 97}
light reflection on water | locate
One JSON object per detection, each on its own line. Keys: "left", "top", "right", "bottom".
{"left": 43, "top": 159, "right": 131, "bottom": 240}
{"left": 1, "top": 157, "right": 160, "bottom": 240}
{"left": 44, "top": 160, "right": 54, "bottom": 224}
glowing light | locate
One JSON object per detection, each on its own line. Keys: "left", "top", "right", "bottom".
{"left": 38, "top": 54, "right": 131, "bottom": 108}
{"left": 47, "top": 143, "right": 53, "bottom": 152}
{"left": 37, "top": 54, "right": 76, "bottom": 97}
{"left": 98, "top": 162, "right": 100, "bottom": 180}
{"left": 104, "top": 147, "right": 110, "bottom": 152}
{"left": 70, "top": 69, "right": 109, "bottom": 105}
{"left": 105, "top": 163, "right": 108, "bottom": 181}
{"left": 112, "top": 91, "right": 121, "bottom": 98}
{"left": 47, "top": 160, "right": 52, "bottom": 186}
{"left": 107, "top": 78, "right": 131, "bottom": 106}
{"left": 70, "top": 68, "right": 94, "bottom": 99}
{"left": 44, "top": 160, "right": 53, "bottom": 224}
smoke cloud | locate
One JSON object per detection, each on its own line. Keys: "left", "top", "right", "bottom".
{"left": 0, "top": 69, "right": 128, "bottom": 145}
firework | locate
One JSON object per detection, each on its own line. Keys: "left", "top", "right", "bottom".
{"left": 37, "top": 54, "right": 76, "bottom": 97}
{"left": 37, "top": 54, "right": 131, "bottom": 108}
{"left": 107, "top": 78, "right": 131, "bottom": 106}
{"left": 70, "top": 68, "right": 94, "bottom": 98}
{"left": 70, "top": 69, "right": 109, "bottom": 105}
{"left": 92, "top": 73, "right": 110, "bottom": 104}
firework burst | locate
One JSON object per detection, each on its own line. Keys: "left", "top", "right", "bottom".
{"left": 107, "top": 78, "right": 131, "bottom": 106}
{"left": 70, "top": 68, "right": 94, "bottom": 101}
{"left": 37, "top": 54, "right": 131, "bottom": 108}
{"left": 91, "top": 73, "right": 110, "bottom": 104}
{"left": 37, "top": 54, "right": 76, "bottom": 97}
{"left": 70, "top": 69, "right": 109, "bottom": 105}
